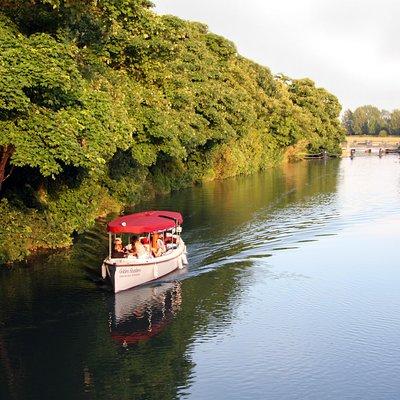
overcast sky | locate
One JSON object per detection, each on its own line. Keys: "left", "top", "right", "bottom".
{"left": 153, "top": 0, "right": 400, "bottom": 112}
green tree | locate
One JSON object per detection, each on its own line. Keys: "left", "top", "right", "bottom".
{"left": 352, "top": 105, "right": 383, "bottom": 135}
{"left": 0, "top": 14, "right": 133, "bottom": 189}
{"left": 342, "top": 109, "right": 354, "bottom": 135}
{"left": 287, "top": 78, "right": 345, "bottom": 153}
{"left": 389, "top": 109, "right": 400, "bottom": 135}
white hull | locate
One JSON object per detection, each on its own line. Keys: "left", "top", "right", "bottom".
{"left": 102, "top": 240, "right": 188, "bottom": 293}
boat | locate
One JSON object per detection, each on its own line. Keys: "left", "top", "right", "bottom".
{"left": 101, "top": 210, "right": 188, "bottom": 292}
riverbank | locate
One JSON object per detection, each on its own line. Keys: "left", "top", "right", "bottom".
{"left": 341, "top": 135, "right": 400, "bottom": 156}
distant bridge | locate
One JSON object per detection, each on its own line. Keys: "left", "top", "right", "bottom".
{"left": 341, "top": 136, "right": 400, "bottom": 157}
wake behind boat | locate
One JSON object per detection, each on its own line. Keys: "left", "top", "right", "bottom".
{"left": 101, "top": 211, "right": 188, "bottom": 292}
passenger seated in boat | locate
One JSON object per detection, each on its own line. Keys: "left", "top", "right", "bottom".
{"left": 140, "top": 237, "right": 151, "bottom": 254}
{"left": 126, "top": 235, "right": 148, "bottom": 259}
{"left": 151, "top": 232, "right": 166, "bottom": 257}
{"left": 158, "top": 233, "right": 167, "bottom": 254}
{"left": 112, "top": 238, "right": 126, "bottom": 258}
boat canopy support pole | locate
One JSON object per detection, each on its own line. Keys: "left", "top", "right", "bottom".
{"left": 108, "top": 233, "right": 112, "bottom": 259}
{"left": 147, "top": 232, "right": 151, "bottom": 256}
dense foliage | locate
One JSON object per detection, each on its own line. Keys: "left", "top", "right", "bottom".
{"left": 342, "top": 105, "right": 400, "bottom": 136}
{"left": 0, "top": 0, "right": 344, "bottom": 263}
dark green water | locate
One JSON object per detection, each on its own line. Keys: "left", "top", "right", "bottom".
{"left": 1, "top": 156, "right": 400, "bottom": 400}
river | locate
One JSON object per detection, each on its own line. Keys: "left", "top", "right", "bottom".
{"left": 1, "top": 156, "right": 400, "bottom": 400}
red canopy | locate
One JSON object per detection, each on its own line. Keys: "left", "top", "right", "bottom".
{"left": 107, "top": 210, "right": 183, "bottom": 234}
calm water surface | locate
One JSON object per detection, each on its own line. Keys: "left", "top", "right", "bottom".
{"left": 1, "top": 156, "right": 400, "bottom": 399}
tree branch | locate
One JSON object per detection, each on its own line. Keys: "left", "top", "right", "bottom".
{"left": 0, "top": 145, "right": 15, "bottom": 192}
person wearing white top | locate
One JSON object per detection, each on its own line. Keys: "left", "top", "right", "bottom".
{"left": 125, "top": 235, "right": 148, "bottom": 259}
{"left": 151, "top": 232, "right": 166, "bottom": 257}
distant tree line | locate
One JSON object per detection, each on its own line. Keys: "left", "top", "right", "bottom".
{"left": 342, "top": 106, "right": 400, "bottom": 136}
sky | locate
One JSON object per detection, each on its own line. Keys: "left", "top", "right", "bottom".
{"left": 153, "top": 0, "right": 400, "bottom": 112}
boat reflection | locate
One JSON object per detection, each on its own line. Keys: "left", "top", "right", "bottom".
{"left": 109, "top": 281, "right": 182, "bottom": 346}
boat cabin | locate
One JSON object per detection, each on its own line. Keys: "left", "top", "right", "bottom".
{"left": 106, "top": 210, "right": 183, "bottom": 260}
